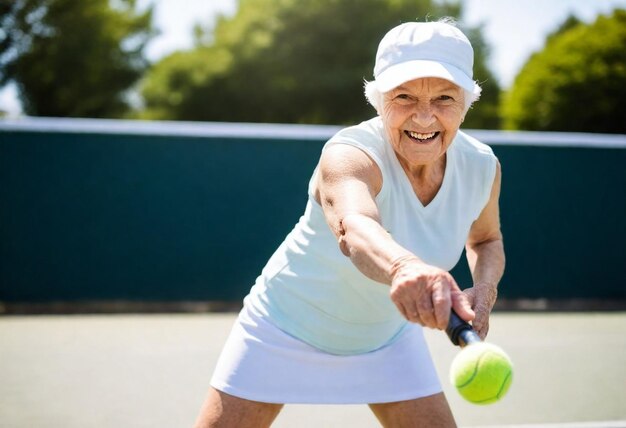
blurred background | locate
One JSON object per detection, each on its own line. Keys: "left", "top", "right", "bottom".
{"left": 1, "top": 0, "right": 626, "bottom": 132}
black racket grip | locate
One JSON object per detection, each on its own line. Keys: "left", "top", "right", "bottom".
{"left": 446, "top": 310, "right": 481, "bottom": 347}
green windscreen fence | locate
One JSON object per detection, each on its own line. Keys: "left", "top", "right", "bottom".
{"left": 1, "top": 118, "right": 625, "bottom": 304}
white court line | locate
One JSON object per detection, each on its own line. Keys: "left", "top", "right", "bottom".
{"left": 468, "top": 421, "right": 626, "bottom": 428}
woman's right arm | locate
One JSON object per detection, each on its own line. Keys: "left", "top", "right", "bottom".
{"left": 314, "top": 144, "right": 409, "bottom": 283}
{"left": 313, "top": 144, "right": 474, "bottom": 330}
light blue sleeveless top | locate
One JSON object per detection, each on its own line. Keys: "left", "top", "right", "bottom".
{"left": 246, "top": 117, "right": 497, "bottom": 355}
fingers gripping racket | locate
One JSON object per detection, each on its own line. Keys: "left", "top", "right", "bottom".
{"left": 445, "top": 310, "right": 480, "bottom": 347}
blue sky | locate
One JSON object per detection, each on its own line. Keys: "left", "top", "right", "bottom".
{"left": 2, "top": 0, "right": 625, "bottom": 117}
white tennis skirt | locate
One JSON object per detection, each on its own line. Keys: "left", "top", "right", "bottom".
{"left": 210, "top": 304, "right": 442, "bottom": 404}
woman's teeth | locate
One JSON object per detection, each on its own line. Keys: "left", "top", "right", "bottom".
{"left": 406, "top": 131, "right": 439, "bottom": 141}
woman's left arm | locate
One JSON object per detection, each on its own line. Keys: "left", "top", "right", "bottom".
{"left": 464, "top": 160, "right": 505, "bottom": 339}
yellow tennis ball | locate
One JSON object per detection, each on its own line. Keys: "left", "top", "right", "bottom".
{"left": 449, "top": 342, "right": 513, "bottom": 405}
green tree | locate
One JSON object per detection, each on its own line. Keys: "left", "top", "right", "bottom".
{"left": 502, "top": 10, "right": 626, "bottom": 133}
{"left": 0, "top": 0, "right": 155, "bottom": 118}
{"left": 140, "top": 0, "right": 500, "bottom": 127}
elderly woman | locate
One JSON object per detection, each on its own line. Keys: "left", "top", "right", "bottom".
{"left": 195, "top": 19, "right": 504, "bottom": 428}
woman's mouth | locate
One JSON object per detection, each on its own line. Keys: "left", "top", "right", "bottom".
{"left": 405, "top": 130, "right": 440, "bottom": 143}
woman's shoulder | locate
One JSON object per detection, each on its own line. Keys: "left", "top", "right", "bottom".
{"left": 324, "top": 117, "right": 388, "bottom": 165}
{"left": 329, "top": 117, "right": 385, "bottom": 147}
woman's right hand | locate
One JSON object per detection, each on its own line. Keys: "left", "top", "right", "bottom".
{"left": 389, "top": 256, "right": 474, "bottom": 330}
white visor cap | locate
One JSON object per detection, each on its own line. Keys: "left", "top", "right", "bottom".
{"left": 373, "top": 21, "right": 476, "bottom": 93}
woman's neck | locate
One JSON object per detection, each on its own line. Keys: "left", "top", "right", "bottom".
{"left": 398, "top": 154, "right": 447, "bottom": 206}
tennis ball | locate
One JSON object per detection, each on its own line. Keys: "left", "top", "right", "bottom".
{"left": 449, "top": 342, "right": 513, "bottom": 405}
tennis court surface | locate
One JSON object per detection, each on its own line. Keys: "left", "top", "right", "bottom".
{"left": 1, "top": 312, "right": 625, "bottom": 427}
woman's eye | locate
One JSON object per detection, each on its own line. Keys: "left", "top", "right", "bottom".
{"left": 394, "top": 94, "right": 414, "bottom": 104}
{"left": 438, "top": 95, "right": 453, "bottom": 101}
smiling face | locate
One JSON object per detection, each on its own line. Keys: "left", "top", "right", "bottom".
{"left": 380, "top": 77, "right": 466, "bottom": 170}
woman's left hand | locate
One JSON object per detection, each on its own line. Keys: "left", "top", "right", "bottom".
{"left": 463, "top": 283, "right": 498, "bottom": 340}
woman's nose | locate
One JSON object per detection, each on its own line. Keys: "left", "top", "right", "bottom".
{"left": 412, "top": 103, "right": 436, "bottom": 127}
